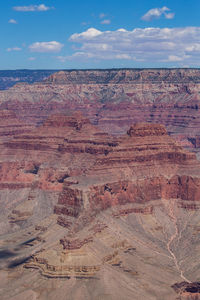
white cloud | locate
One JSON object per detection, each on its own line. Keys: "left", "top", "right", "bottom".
{"left": 117, "top": 29, "right": 127, "bottom": 32}
{"left": 8, "top": 19, "right": 17, "bottom": 24}
{"left": 141, "top": 6, "right": 175, "bottom": 21}
{"left": 68, "top": 27, "right": 200, "bottom": 65}
{"left": 7, "top": 47, "right": 22, "bottom": 52}
{"left": 70, "top": 28, "right": 102, "bottom": 41}
{"left": 101, "top": 19, "right": 111, "bottom": 25}
{"left": 166, "top": 54, "right": 191, "bottom": 62}
{"left": 165, "top": 13, "right": 175, "bottom": 19}
{"left": 13, "top": 4, "right": 54, "bottom": 12}
{"left": 29, "top": 41, "right": 63, "bottom": 53}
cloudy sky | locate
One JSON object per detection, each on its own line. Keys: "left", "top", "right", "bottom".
{"left": 1, "top": 0, "right": 200, "bottom": 69}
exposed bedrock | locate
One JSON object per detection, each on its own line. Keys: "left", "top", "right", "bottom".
{"left": 54, "top": 175, "right": 200, "bottom": 229}
{"left": 172, "top": 282, "right": 200, "bottom": 299}
{"left": 1, "top": 112, "right": 200, "bottom": 298}
{"left": 1, "top": 69, "right": 200, "bottom": 152}
{"left": 45, "top": 69, "right": 200, "bottom": 84}
{"left": 0, "top": 110, "right": 33, "bottom": 139}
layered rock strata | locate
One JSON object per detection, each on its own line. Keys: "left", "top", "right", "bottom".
{"left": 1, "top": 69, "right": 200, "bottom": 152}
{"left": 1, "top": 113, "right": 200, "bottom": 299}
{"left": 0, "top": 110, "right": 32, "bottom": 139}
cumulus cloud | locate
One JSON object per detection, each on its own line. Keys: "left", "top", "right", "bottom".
{"left": 141, "top": 6, "right": 175, "bottom": 21}
{"left": 101, "top": 19, "right": 111, "bottom": 25}
{"left": 8, "top": 19, "right": 17, "bottom": 24}
{"left": 7, "top": 47, "right": 22, "bottom": 52}
{"left": 29, "top": 41, "right": 63, "bottom": 53}
{"left": 68, "top": 27, "right": 200, "bottom": 65}
{"left": 13, "top": 4, "right": 54, "bottom": 12}
{"left": 70, "top": 28, "right": 102, "bottom": 40}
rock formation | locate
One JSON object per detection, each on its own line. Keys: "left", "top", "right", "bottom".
{"left": 0, "top": 110, "right": 33, "bottom": 139}
{"left": 1, "top": 68, "right": 200, "bottom": 153}
{"left": 1, "top": 68, "right": 200, "bottom": 299}
{"left": 172, "top": 282, "right": 200, "bottom": 299}
{"left": 0, "top": 111, "right": 200, "bottom": 299}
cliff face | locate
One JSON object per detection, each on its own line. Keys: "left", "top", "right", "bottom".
{"left": 0, "top": 112, "right": 198, "bottom": 225}
{"left": 48, "top": 121, "right": 197, "bottom": 229}
{"left": 1, "top": 114, "right": 195, "bottom": 194}
{"left": 1, "top": 69, "right": 200, "bottom": 152}
{"left": 46, "top": 69, "right": 200, "bottom": 84}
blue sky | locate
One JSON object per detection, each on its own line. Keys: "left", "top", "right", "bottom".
{"left": 1, "top": 0, "right": 200, "bottom": 69}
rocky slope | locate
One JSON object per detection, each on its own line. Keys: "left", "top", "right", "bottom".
{"left": 1, "top": 69, "right": 200, "bottom": 153}
{"left": 1, "top": 111, "right": 200, "bottom": 299}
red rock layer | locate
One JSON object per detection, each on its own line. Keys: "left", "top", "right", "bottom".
{"left": 0, "top": 112, "right": 200, "bottom": 234}
{"left": 1, "top": 69, "right": 200, "bottom": 151}
{"left": 0, "top": 113, "right": 98, "bottom": 192}
{"left": 127, "top": 123, "right": 167, "bottom": 137}
{"left": 55, "top": 174, "right": 200, "bottom": 229}
{"left": 0, "top": 110, "right": 33, "bottom": 138}
{"left": 48, "top": 117, "right": 199, "bottom": 230}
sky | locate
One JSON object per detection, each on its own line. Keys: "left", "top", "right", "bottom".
{"left": 1, "top": 0, "right": 200, "bottom": 69}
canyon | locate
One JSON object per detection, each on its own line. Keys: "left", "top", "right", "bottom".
{"left": 0, "top": 69, "right": 200, "bottom": 152}
{"left": 1, "top": 69, "right": 200, "bottom": 299}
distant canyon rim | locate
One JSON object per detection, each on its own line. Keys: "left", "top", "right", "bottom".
{"left": 1, "top": 68, "right": 200, "bottom": 152}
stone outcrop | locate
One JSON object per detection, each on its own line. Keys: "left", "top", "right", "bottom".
{"left": 60, "top": 237, "right": 93, "bottom": 250}
{"left": 25, "top": 249, "right": 101, "bottom": 278}
{"left": 172, "top": 282, "right": 200, "bottom": 299}
{"left": 127, "top": 123, "right": 167, "bottom": 137}
{"left": 55, "top": 174, "right": 200, "bottom": 230}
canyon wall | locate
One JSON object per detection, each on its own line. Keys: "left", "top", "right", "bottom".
{"left": 1, "top": 69, "right": 200, "bottom": 151}
{"left": 1, "top": 69, "right": 200, "bottom": 299}
{"left": 0, "top": 112, "right": 200, "bottom": 299}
